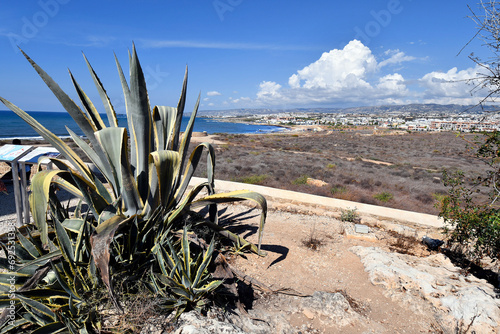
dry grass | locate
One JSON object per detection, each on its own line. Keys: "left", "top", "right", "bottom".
{"left": 192, "top": 130, "right": 490, "bottom": 215}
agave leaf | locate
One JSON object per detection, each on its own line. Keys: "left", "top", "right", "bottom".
{"left": 30, "top": 321, "right": 66, "bottom": 334}
{"left": 46, "top": 157, "right": 112, "bottom": 206}
{"left": 0, "top": 274, "right": 26, "bottom": 291}
{"left": 61, "top": 219, "right": 84, "bottom": 234}
{"left": 82, "top": 53, "right": 118, "bottom": 128}
{"left": 161, "top": 244, "right": 176, "bottom": 271}
{"left": 128, "top": 44, "right": 153, "bottom": 203}
{"left": 69, "top": 71, "right": 106, "bottom": 131}
{"left": 171, "top": 66, "right": 188, "bottom": 152}
{"left": 0, "top": 98, "right": 92, "bottom": 180}
{"left": 147, "top": 150, "right": 180, "bottom": 213}
{"left": 0, "top": 318, "right": 30, "bottom": 334}
{"left": 19, "top": 49, "right": 96, "bottom": 136}
{"left": 49, "top": 173, "right": 83, "bottom": 199}
{"left": 193, "top": 279, "right": 223, "bottom": 295}
{"left": 29, "top": 170, "right": 66, "bottom": 247}
{"left": 54, "top": 218, "right": 75, "bottom": 268}
{"left": 180, "top": 228, "right": 191, "bottom": 283}
{"left": 95, "top": 127, "right": 143, "bottom": 216}
{"left": 16, "top": 250, "right": 62, "bottom": 271}
{"left": 155, "top": 274, "right": 191, "bottom": 299}
{"left": 90, "top": 214, "right": 134, "bottom": 309}
{"left": 177, "top": 93, "right": 200, "bottom": 186}
{"left": 174, "top": 143, "right": 215, "bottom": 205}
{"left": 17, "top": 289, "right": 69, "bottom": 300}
{"left": 152, "top": 106, "right": 177, "bottom": 151}
{"left": 165, "top": 238, "right": 189, "bottom": 286}
{"left": 165, "top": 182, "right": 213, "bottom": 233}
{"left": 190, "top": 190, "right": 268, "bottom": 255}
{"left": 114, "top": 53, "right": 135, "bottom": 173}
{"left": 50, "top": 262, "right": 80, "bottom": 300}
{"left": 17, "top": 294, "right": 56, "bottom": 323}
{"left": 192, "top": 238, "right": 215, "bottom": 288}
{"left": 66, "top": 127, "right": 115, "bottom": 195}
{"left": 16, "top": 230, "right": 40, "bottom": 259}
{"left": 19, "top": 49, "right": 112, "bottom": 168}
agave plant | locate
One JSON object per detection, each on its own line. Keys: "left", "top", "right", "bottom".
{"left": 0, "top": 46, "right": 267, "bottom": 332}
{"left": 150, "top": 228, "right": 222, "bottom": 318}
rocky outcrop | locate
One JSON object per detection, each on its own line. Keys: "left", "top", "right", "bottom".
{"left": 350, "top": 246, "right": 500, "bottom": 333}
{"left": 140, "top": 291, "right": 366, "bottom": 334}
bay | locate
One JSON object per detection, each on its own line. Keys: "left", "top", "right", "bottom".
{"left": 0, "top": 110, "right": 284, "bottom": 139}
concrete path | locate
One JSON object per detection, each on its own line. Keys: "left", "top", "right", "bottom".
{"left": 190, "top": 177, "right": 445, "bottom": 228}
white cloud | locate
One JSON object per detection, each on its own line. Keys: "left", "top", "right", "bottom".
{"left": 207, "top": 91, "right": 221, "bottom": 96}
{"left": 203, "top": 97, "right": 210, "bottom": 101}
{"left": 257, "top": 81, "right": 282, "bottom": 99}
{"left": 139, "top": 39, "right": 310, "bottom": 51}
{"left": 288, "top": 40, "right": 376, "bottom": 90}
{"left": 419, "top": 67, "right": 479, "bottom": 98}
{"left": 245, "top": 40, "right": 484, "bottom": 108}
{"left": 231, "top": 97, "right": 251, "bottom": 104}
{"left": 378, "top": 49, "right": 415, "bottom": 68}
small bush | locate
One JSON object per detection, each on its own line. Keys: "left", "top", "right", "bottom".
{"left": 374, "top": 191, "right": 393, "bottom": 202}
{"left": 238, "top": 174, "right": 269, "bottom": 184}
{"left": 292, "top": 174, "right": 310, "bottom": 185}
{"left": 326, "top": 163, "right": 336, "bottom": 169}
{"left": 340, "top": 207, "right": 359, "bottom": 222}
{"left": 331, "top": 185, "right": 347, "bottom": 194}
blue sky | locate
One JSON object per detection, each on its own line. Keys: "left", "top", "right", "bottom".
{"left": 0, "top": 0, "right": 492, "bottom": 113}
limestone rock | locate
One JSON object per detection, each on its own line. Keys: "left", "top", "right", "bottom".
{"left": 350, "top": 246, "right": 500, "bottom": 333}
{"left": 300, "top": 291, "right": 363, "bottom": 327}
{"left": 306, "top": 178, "right": 328, "bottom": 187}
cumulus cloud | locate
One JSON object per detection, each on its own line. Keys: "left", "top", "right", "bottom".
{"left": 246, "top": 39, "right": 482, "bottom": 107}
{"left": 254, "top": 40, "right": 412, "bottom": 106}
{"left": 419, "top": 67, "right": 479, "bottom": 98}
{"left": 207, "top": 91, "right": 221, "bottom": 96}
{"left": 288, "top": 40, "right": 376, "bottom": 90}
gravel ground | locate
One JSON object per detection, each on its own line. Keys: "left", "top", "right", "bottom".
{"left": 0, "top": 181, "right": 21, "bottom": 234}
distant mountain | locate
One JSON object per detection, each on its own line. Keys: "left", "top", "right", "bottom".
{"left": 197, "top": 104, "right": 499, "bottom": 117}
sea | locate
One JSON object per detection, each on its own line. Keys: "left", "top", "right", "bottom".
{"left": 0, "top": 110, "right": 285, "bottom": 140}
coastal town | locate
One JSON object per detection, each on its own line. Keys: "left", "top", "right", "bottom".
{"left": 207, "top": 108, "right": 500, "bottom": 132}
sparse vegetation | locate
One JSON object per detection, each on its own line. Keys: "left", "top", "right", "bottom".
{"left": 292, "top": 174, "right": 310, "bottom": 185}
{"left": 238, "top": 174, "right": 269, "bottom": 184}
{"left": 340, "top": 207, "right": 359, "bottom": 223}
{"left": 203, "top": 130, "right": 481, "bottom": 215}
{"left": 374, "top": 191, "right": 394, "bottom": 202}
{"left": 331, "top": 185, "right": 347, "bottom": 195}
{"left": 302, "top": 222, "right": 323, "bottom": 251}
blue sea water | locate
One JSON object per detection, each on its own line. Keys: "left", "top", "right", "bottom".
{"left": 0, "top": 110, "right": 284, "bottom": 139}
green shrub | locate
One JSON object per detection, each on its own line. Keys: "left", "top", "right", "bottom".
{"left": 340, "top": 207, "right": 359, "bottom": 222}
{"left": 373, "top": 191, "right": 394, "bottom": 202}
{"left": 292, "top": 174, "right": 310, "bottom": 185}
{"left": 438, "top": 132, "right": 500, "bottom": 261}
{"left": 238, "top": 174, "right": 268, "bottom": 184}
{"left": 331, "top": 185, "right": 346, "bottom": 194}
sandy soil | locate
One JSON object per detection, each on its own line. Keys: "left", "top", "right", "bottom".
{"left": 215, "top": 201, "right": 448, "bottom": 333}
